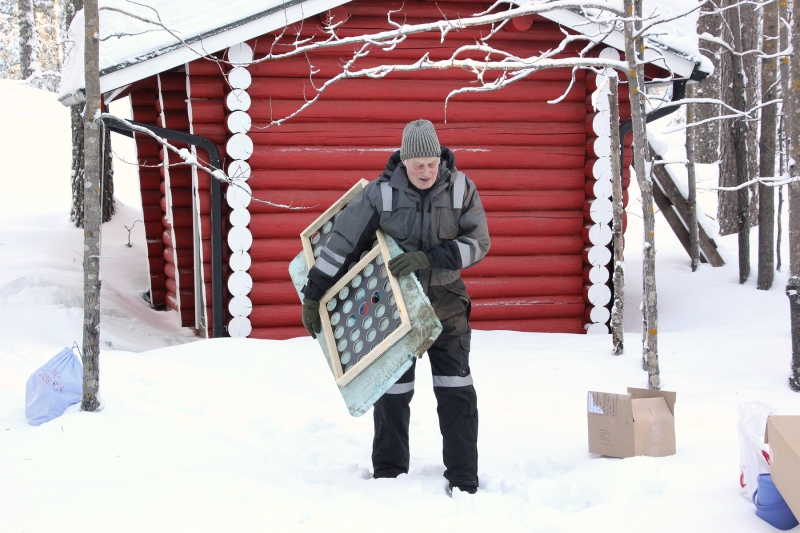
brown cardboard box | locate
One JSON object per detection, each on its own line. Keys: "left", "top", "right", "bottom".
{"left": 765, "top": 416, "right": 800, "bottom": 518}
{"left": 587, "top": 387, "right": 677, "bottom": 458}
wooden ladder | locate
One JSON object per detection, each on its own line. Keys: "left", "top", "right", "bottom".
{"left": 648, "top": 148, "right": 725, "bottom": 267}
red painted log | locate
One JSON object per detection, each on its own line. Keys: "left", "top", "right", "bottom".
{"left": 141, "top": 190, "right": 161, "bottom": 206}
{"left": 248, "top": 121, "right": 587, "bottom": 147}
{"left": 164, "top": 262, "right": 193, "bottom": 281}
{"left": 188, "top": 76, "right": 225, "bottom": 98}
{"left": 464, "top": 276, "right": 583, "bottom": 299}
{"left": 163, "top": 246, "right": 192, "bottom": 266}
{"left": 249, "top": 281, "right": 301, "bottom": 305}
{"left": 470, "top": 295, "right": 584, "bottom": 321}
{"left": 132, "top": 106, "right": 158, "bottom": 124}
{"left": 250, "top": 326, "right": 308, "bottom": 340}
{"left": 318, "top": 5, "right": 348, "bottom": 26}
{"left": 148, "top": 256, "right": 165, "bottom": 273}
{"left": 189, "top": 100, "right": 226, "bottom": 124}
{"left": 149, "top": 274, "right": 166, "bottom": 290}
{"left": 158, "top": 111, "right": 189, "bottom": 131}
{"left": 486, "top": 212, "right": 585, "bottom": 236}
{"left": 481, "top": 190, "right": 585, "bottom": 212}
{"left": 246, "top": 77, "right": 585, "bottom": 103}
{"left": 162, "top": 228, "right": 193, "bottom": 249}
{"left": 244, "top": 168, "right": 587, "bottom": 192}
{"left": 159, "top": 73, "right": 185, "bottom": 92}
{"left": 156, "top": 92, "right": 187, "bottom": 113}
{"left": 146, "top": 239, "right": 162, "bottom": 258}
{"left": 250, "top": 239, "right": 305, "bottom": 262}
{"left": 249, "top": 304, "right": 302, "bottom": 327}
{"left": 150, "top": 288, "right": 166, "bottom": 306}
{"left": 168, "top": 207, "right": 193, "bottom": 228}
{"left": 247, "top": 99, "right": 586, "bottom": 125}
{"left": 249, "top": 260, "right": 293, "bottom": 282}
{"left": 247, "top": 146, "right": 585, "bottom": 171}
{"left": 463, "top": 254, "right": 583, "bottom": 278}
{"left": 142, "top": 202, "right": 162, "bottom": 221}
{"left": 470, "top": 317, "right": 585, "bottom": 333}
{"left": 138, "top": 172, "right": 161, "bottom": 190}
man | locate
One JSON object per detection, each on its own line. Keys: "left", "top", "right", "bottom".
{"left": 301, "top": 119, "right": 490, "bottom": 494}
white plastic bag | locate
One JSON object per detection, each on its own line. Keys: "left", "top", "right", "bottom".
{"left": 738, "top": 401, "right": 776, "bottom": 502}
{"left": 25, "top": 347, "right": 83, "bottom": 426}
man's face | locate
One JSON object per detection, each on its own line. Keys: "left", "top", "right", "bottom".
{"left": 403, "top": 156, "right": 440, "bottom": 190}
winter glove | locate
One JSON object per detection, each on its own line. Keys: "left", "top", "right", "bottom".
{"left": 388, "top": 251, "right": 430, "bottom": 277}
{"left": 302, "top": 298, "right": 322, "bottom": 339}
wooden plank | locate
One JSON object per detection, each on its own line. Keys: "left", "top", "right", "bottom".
{"left": 650, "top": 150, "right": 725, "bottom": 267}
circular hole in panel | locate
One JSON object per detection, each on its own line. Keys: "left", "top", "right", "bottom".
{"left": 372, "top": 344, "right": 379, "bottom": 352}
{"left": 395, "top": 321, "right": 403, "bottom": 330}
{"left": 330, "top": 312, "right": 340, "bottom": 326}
{"left": 348, "top": 262, "right": 357, "bottom": 271}
{"left": 375, "top": 304, "right": 386, "bottom": 317}
{"left": 345, "top": 364, "right": 354, "bottom": 373}
{"left": 354, "top": 340, "right": 363, "bottom": 353}
{"left": 384, "top": 332, "right": 391, "bottom": 341}
{"left": 355, "top": 288, "right": 366, "bottom": 301}
{"left": 334, "top": 326, "right": 344, "bottom": 339}
{"left": 383, "top": 280, "right": 391, "bottom": 292}
{"left": 346, "top": 314, "right": 357, "bottom": 327}
{"left": 363, "top": 316, "right": 373, "bottom": 329}
{"left": 360, "top": 250, "right": 368, "bottom": 260}
{"left": 367, "top": 277, "right": 378, "bottom": 289}
{"left": 364, "top": 264, "right": 374, "bottom": 276}
{"left": 322, "top": 221, "right": 333, "bottom": 233}
{"left": 359, "top": 302, "right": 369, "bottom": 315}
{"left": 337, "top": 339, "right": 347, "bottom": 352}
{"left": 389, "top": 294, "right": 396, "bottom": 306}
{"left": 311, "top": 232, "right": 320, "bottom": 244}
{"left": 372, "top": 291, "right": 381, "bottom": 303}
{"left": 392, "top": 307, "right": 400, "bottom": 320}
{"left": 351, "top": 275, "right": 362, "bottom": 288}
{"left": 376, "top": 254, "right": 385, "bottom": 266}
{"left": 358, "top": 354, "right": 367, "bottom": 362}
{"left": 350, "top": 328, "right": 361, "bottom": 341}
{"left": 326, "top": 299, "right": 337, "bottom": 312}
{"left": 372, "top": 240, "right": 379, "bottom": 248}
{"left": 338, "top": 286, "right": 349, "bottom": 300}
{"left": 342, "top": 301, "right": 353, "bottom": 313}
{"left": 326, "top": 235, "right": 333, "bottom": 244}
{"left": 366, "top": 329, "right": 376, "bottom": 342}
{"left": 314, "top": 247, "right": 322, "bottom": 258}
{"left": 380, "top": 266, "right": 388, "bottom": 278}
{"left": 379, "top": 317, "right": 390, "bottom": 331}
{"left": 341, "top": 351, "right": 351, "bottom": 364}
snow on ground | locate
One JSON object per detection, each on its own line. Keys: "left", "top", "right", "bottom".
{"left": 1, "top": 82, "right": 797, "bottom": 533}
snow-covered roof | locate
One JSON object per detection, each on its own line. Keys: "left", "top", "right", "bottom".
{"left": 58, "top": 0, "right": 706, "bottom": 106}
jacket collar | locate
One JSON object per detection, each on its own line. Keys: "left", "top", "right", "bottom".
{"left": 383, "top": 146, "right": 457, "bottom": 198}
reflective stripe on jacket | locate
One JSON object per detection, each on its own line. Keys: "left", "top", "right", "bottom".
{"left": 304, "top": 147, "right": 490, "bottom": 299}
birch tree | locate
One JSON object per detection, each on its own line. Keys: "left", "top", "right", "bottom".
{"left": 609, "top": 74, "right": 625, "bottom": 354}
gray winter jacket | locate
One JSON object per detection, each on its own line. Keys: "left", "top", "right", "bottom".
{"left": 304, "top": 147, "right": 491, "bottom": 300}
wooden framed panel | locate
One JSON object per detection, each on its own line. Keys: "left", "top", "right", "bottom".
{"left": 318, "top": 230, "right": 411, "bottom": 387}
{"left": 300, "top": 179, "right": 369, "bottom": 268}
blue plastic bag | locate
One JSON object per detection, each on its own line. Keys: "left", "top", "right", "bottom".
{"left": 25, "top": 347, "right": 83, "bottom": 426}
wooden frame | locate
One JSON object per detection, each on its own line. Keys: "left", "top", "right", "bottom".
{"left": 318, "top": 230, "right": 412, "bottom": 387}
{"left": 300, "top": 179, "right": 369, "bottom": 268}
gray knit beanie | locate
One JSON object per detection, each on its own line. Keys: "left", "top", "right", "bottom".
{"left": 400, "top": 119, "right": 441, "bottom": 160}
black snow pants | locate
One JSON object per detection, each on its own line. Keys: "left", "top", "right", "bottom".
{"left": 372, "top": 278, "right": 479, "bottom": 489}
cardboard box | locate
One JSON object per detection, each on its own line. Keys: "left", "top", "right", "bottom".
{"left": 587, "top": 387, "right": 677, "bottom": 458}
{"left": 765, "top": 416, "right": 800, "bottom": 518}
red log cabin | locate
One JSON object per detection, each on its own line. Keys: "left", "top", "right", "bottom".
{"left": 58, "top": 0, "right": 706, "bottom": 339}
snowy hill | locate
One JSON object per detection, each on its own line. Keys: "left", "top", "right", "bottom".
{"left": 0, "top": 81, "right": 797, "bottom": 533}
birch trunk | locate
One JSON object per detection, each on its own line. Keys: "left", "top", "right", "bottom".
{"left": 758, "top": 0, "right": 779, "bottom": 290}
{"left": 686, "top": 101, "right": 700, "bottom": 271}
{"left": 81, "top": 0, "right": 101, "bottom": 412}
{"left": 625, "top": 0, "right": 659, "bottom": 389}
{"left": 609, "top": 75, "right": 625, "bottom": 355}
{"left": 788, "top": 0, "right": 800, "bottom": 391}
{"left": 727, "top": 4, "right": 752, "bottom": 284}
